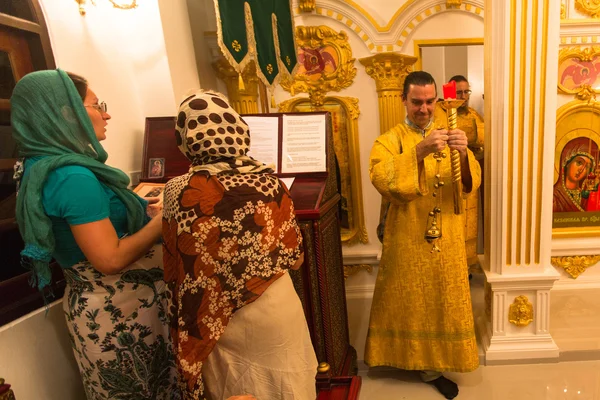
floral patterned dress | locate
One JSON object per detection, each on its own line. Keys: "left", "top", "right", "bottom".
{"left": 62, "top": 244, "right": 180, "bottom": 400}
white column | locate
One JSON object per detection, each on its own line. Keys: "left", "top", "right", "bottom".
{"left": 479, "top": 0, "right": 561, "bottom": 363}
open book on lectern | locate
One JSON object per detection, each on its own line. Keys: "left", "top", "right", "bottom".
{"left": 243, "top": 112, "right": 330, "bottom": 175}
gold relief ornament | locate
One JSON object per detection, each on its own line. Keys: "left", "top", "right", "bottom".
{"left": 280, "top": 26, "right": 356, "bottom": 107}
{"left": 561, "top": 2, "right": 567, "bottom": 19}
{"left": 551, "top": 255, "right": 600, "bottom": 278}
{"left": 574, "top": 0, "right": 600, "bottom": 18}
{"left": 343, "top": 264, "right": 374, "bottom": 279}
{"left": 508, "top": 295, "right": 534, "bottom": 327}
{"left": 446, "top": 0, "right": 463, "bottom": 8}
{"left": 557, "top": 47, "right": 600, "bottom": 100}
{"left": 299, "top": 0, "right": 316, "bottom": 13}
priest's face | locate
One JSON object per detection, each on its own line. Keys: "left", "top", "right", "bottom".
{"left": 403, "top": 84, "right": 437, "bottom": 129}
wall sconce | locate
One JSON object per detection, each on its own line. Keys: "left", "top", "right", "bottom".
{"left": 75, "top": 0, "right": 138, "bottom": 16}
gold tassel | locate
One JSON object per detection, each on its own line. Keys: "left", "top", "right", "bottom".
{"left": 238, "top": 74, "right": 245, "bottom": 91}
{"left": 271, "top": 91, "right": 276, "bottom": 108}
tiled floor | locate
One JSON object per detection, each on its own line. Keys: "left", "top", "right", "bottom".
{"left": 359, "top": 360, "right": 600, "bottom": 399}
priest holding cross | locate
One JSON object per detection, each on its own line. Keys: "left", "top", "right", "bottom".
{"left": 366, "top": 71, "right": 481, "bottom": 399}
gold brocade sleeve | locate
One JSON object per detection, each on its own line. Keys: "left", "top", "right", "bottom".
{"left": 369, "top": 127, "right": 429, "bottom": 204}
{"left": 464, "top": 147, "right": 481, "bottom": 197}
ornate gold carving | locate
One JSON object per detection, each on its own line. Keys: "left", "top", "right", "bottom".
{"left": 509, "top": 295, "right": 534, "bottom": 327}
{"left": 213, "top": 58, "right": 261, "bottom": 114}
{"left": 561, "top": 2, "right": 567, "bottom": 19}
{"left": 551, "top": 255, "right": 600, "bottom": 278}
{"left": 446, "top": 0, "right": 463, "bottom": 8}
{"left": 280, "top": 26, "right": 356, "bottom": 107}
{"left": 575, "top": 0, "right": 600, "bottom": 18}
{"left": 279, "top": 96, "right": 368, "bottom": 244}
{"left": 299, "top": 0, "right": 316, "bottom": 13}
{"left": 359, "top": 52, "right": 418, "bottom": 93}
{"left": 557, "top": 47, "right": 600, "bottom": 100}
{"left": 343, "top": 264, "right": 373, "bottom": 279}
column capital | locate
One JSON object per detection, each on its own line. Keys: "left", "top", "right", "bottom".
{"left": 359, "top": 52, "right": 418, "bottom": 92}
{"left": 212, "top": 57, "right": 261, "bottom": 114}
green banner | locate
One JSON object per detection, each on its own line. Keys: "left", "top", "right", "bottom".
{"left": 214, "top": 0, "right": 298, "bottom": 88}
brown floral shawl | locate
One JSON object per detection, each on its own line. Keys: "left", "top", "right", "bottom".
{"left": 162, "top": 90, "right": 303, "bottom": 399}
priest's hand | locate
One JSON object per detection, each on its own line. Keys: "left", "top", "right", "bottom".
{"left": 416, "top": 129, "right": 448, "bottom": 163}
{"left": 447, "top": 128, "right": 468, "bottom": 155}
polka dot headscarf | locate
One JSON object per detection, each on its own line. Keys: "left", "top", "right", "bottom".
{"left": 175, "top": 90, "right": 272, "bottom": 175}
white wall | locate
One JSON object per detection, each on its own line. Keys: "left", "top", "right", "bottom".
{"left": 39, "top": 0, "right": 188, "bottom": 177}
{"left": 0, "top": 301, "right": 85, "bottom": 399}
{"left": 467, "top": 45, "right": 484, "bottom": 116}
{"left": 422, "top": 46, "right": 446, "bottom": 94}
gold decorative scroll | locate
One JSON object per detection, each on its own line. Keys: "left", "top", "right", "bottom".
{"left": 508, "top": 295, "right": 534, "bottom": 327}
{"left": 557, "top": 47, "right": 600, "bottom": 100}
{"left": 575, "top": 0, "right": 600, "bottom": 18}
{"left": 299, "top": 0, "right": 316, "bottom": 12}
{"left": 561, "top": 2, "right": 567, "bottom": 19}
{"left": 213, "top": 58, "right": 261, "bottom": 114}
{"left": 551, "top": 255, "right": 600, "bottom": 278}
{"left": 278, "top": 96, "right": 368, "bottom": 245}
{"left": 280, "top": 26, "right": 357, "bottom": 107}
{"left": 343, "top": 264, "right": 373, "bottom": 280}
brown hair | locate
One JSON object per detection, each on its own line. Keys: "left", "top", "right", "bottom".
{"left": 66, "top": 72, "right": 88, "bottom": 101}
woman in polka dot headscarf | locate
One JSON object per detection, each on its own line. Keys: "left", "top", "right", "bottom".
{"left": 163, "top": 90, "right": 318, "bottom": 400}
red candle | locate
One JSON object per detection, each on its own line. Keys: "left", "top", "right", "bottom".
{"left": 443, "top": 81, "right": 456, "bottom": 99}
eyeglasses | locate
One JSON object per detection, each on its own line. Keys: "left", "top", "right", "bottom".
{"left": 85, "top": 101, "right": 108, "bottom": 113}
{"left": 456, "top": 90, "right": 472, "bottom": 96}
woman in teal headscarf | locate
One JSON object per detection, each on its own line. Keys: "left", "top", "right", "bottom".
{"left": 11, "top": 69, "right": 180, "bottom": 399}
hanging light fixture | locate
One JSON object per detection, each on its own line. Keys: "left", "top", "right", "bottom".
{"left": 75, "top": 0, "right": 138, "bottom": 16}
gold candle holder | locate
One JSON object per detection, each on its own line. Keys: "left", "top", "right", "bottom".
{"left": 438, "top": 99, "right": 465, "bottom": 215}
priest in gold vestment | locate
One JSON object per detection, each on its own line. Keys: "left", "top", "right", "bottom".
{"left": 435, "top": 75, "right": 484, "bottom": 268}
{"left": 365, "top": 71, "right": 480, "bottom": 400}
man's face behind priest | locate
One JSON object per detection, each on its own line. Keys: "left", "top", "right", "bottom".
{"left": 403, "top": 83, "right": 437, "bottom": 130}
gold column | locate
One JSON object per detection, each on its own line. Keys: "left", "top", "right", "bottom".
{"left": 358, "top": 53, "right": 418, "bottom": 134}
{"left": 213, "top": 58, "right": 260, "bottom": 114}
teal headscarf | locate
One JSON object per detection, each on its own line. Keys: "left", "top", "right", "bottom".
{"left": 11, "top": 69, "right": 147, "bottom": 292}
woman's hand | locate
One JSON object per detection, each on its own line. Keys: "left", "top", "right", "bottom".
{"left": 146, "top": 197, "right": 162, "bottom": 218}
